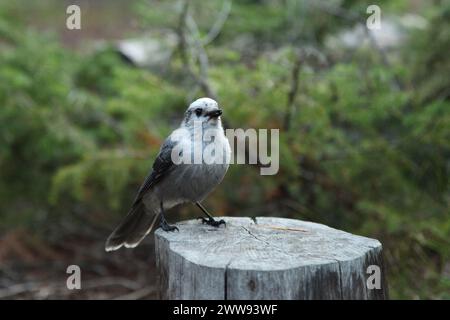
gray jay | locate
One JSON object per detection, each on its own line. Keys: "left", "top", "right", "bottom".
{"left": 105, "top": 97, "right": 231, "bottom": 251}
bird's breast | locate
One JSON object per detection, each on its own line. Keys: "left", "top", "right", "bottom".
{"left": 178, "top": 161, "right": 229, "bottom": 201}
{"left": 152, "top": 128, "right": 231, "bottom": 206}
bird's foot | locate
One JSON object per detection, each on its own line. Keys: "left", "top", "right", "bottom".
{"left": 160, "top": 220, "right": 179, "bottom": 232}
{"left": 199, "top": 217, "right": 226, "bottom": 227}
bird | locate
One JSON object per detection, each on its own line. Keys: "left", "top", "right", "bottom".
{"left": 105, "top": 97, "right": 231, "bottom": 251}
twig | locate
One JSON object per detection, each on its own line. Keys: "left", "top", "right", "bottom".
{"left": 176, "top": 0, "right": 218, "bottom": 99}
{"left": 113, "top": 286, "right": 155, "bottom": 300}
{"left": 284, "top": 50, "right": 302, "bottom": 130}
{"left": 0, "top": 277, "right": 142, "bottom": 299}
{"left": 307, "top": 0, "right": 404, "bottom": 91}
{"left": 202, "top": 0, "right": 232, "bottom": 46}
{"left": 0, "top": 282, "right": 43, "bottom": 299}
{"left": 186, "top": 10, "right": 217, "bottom": 98}
{"left": 362, "top": 27, "right": 403, "bottom": 90}
{"left": 176, "top": 0, "right": 190, "bottom": 67}
{"left": 80, "top": 277, "right": 141, "bottom": 291}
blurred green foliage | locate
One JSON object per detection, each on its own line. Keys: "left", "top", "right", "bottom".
{"left": 0, "top": 0, "right": 449, "bottom": 299}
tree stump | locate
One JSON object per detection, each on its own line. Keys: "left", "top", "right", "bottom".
{"left": 154, "top": 217, "right": 388, "bottom": 300}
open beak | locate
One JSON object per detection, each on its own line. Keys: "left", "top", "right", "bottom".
{"left": 207, "top": 109, "right": 222, "bottom": 119}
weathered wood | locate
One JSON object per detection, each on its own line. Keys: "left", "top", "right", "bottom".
{"left": 154, "top": 217, "right": 388, "bottom": 300}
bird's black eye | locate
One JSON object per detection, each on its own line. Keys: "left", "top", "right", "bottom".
{"left": 195, "top": 108, "right": 202, "bottom": 116}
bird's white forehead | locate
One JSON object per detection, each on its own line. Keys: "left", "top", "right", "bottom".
{"left": 188, "top": 97, "right": 218, "bottom": 110}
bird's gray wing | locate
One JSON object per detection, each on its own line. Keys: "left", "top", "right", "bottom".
{"left": 131, "top": 138, "right": 176, "bottom": 206}
{"left": 105, "top": 139, "right": 176, "bottom": 251}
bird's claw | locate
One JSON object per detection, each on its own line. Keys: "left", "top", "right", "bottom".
{"left": 160, "top": 221, "right": 179, "bottom": 232}
{"left": 199, "top": 217, "right": 226, "bottom": 227}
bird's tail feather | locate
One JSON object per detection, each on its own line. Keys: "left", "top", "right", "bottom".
{"left": 105, "top": 201, "right": 159, "bottom": 251}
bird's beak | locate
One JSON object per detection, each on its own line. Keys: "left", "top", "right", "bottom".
{"left": 207, "top": 109, "right": 222, "bottom": 119}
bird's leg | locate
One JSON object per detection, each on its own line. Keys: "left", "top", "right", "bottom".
{"left": 196, "top": 202, "right": 226, "bottom": 227}
{"left": 159, "top": 202, "right": 179, "bottom": 232}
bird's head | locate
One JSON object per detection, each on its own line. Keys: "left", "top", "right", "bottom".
{"left": 183, "top": 97, "right": 223, "bottom": 128}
